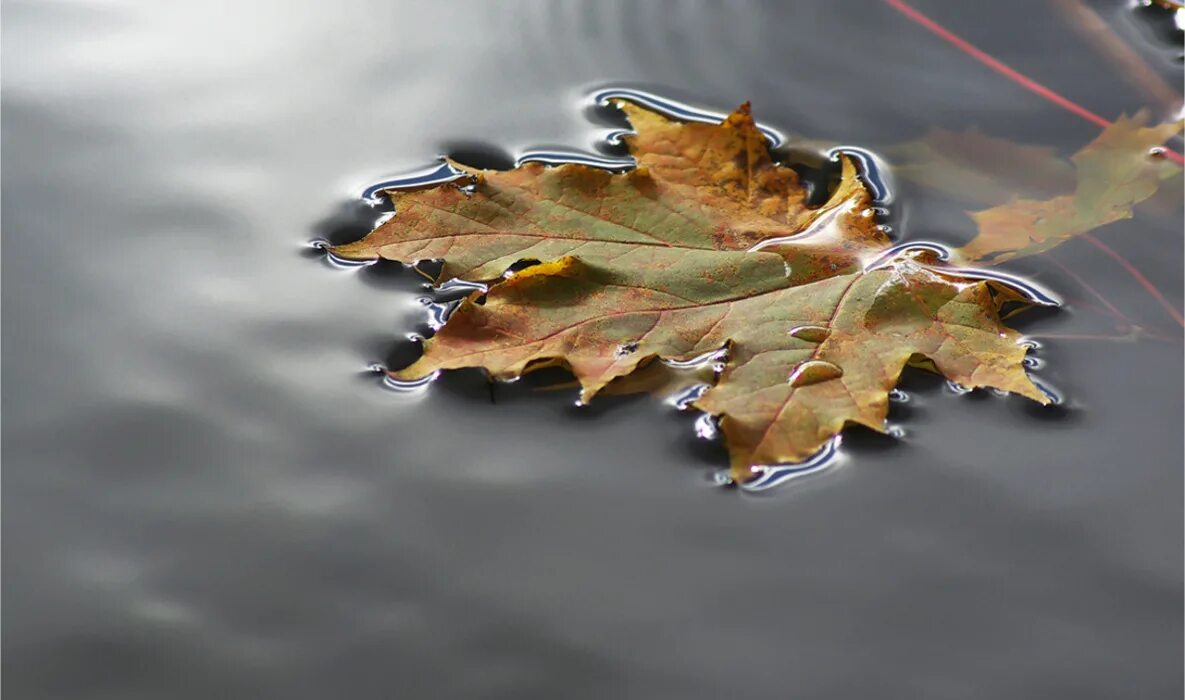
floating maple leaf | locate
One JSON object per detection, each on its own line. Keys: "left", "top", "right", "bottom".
{"left": 889, "top": 114, "right": 1183, "bottom": 264}
{"left": 334, "top": 100, "right": 1048, "bottom": 483}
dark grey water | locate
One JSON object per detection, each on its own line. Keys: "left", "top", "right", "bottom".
{"left": 4, "top": 1, "right": 1182, "bottom": 697}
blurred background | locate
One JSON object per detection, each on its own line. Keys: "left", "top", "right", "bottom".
{"left": 3, "top": 1, "right": 1182, "bottom": 697}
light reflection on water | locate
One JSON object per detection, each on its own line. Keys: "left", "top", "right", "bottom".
{"left": 4, "top": 1, "right": 1182, "bottom": 698}
{"left": 737, "top": 436, "right": 844, "bottom": 492}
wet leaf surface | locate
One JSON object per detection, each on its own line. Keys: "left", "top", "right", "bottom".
{"left": 335, "top": 101, "right": 1048, "bottom": 482}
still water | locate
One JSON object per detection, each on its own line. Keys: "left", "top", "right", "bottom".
{"left": 3, "top": 1, "right": 1182, "bottom": 697}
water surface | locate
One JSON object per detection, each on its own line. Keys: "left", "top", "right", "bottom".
{"left": 4, "top": 1, "right": 1182, "bottom": 697}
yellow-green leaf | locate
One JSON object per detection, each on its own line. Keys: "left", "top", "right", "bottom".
{"left": 952, "top": 113, "right": 1182, "bottom": 263}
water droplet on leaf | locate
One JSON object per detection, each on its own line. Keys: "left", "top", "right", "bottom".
{"left": 788, "top": 325, "right": 831, "bottom": 343}
{"left": 788, "top": 360, "right": 844, "bottom": 387}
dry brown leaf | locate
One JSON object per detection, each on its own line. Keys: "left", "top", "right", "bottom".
{"left": 335, "top": 101, "right": 1047, "bottom": 482}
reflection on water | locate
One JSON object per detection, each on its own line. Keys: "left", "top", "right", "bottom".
{"left": 738, "top": 435, "right": 845, "bottom": 492}
{"left": 827, "top": 146, "right": 895, "bottom": 203}
{"left": 590, "top": 86, "right": 788, "bottom": 146}
{"left": 362, "top": 162, "right": 466, "bottom": 203}
{"left": 3, "top": 0, "right": 1182, "bottom": 698}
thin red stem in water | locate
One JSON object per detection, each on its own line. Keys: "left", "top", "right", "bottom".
{"left": 885, "top": 0, "right": 1185, "bottom": 331}
{"left": 1046, "top": 254, "right": 1131, "bottom": 326}
{"left": 1082, "top": 233, "right": 1185, "bottom": 327}
{"left": 883, "top": 0, "right": 1185, "bottom": 166}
